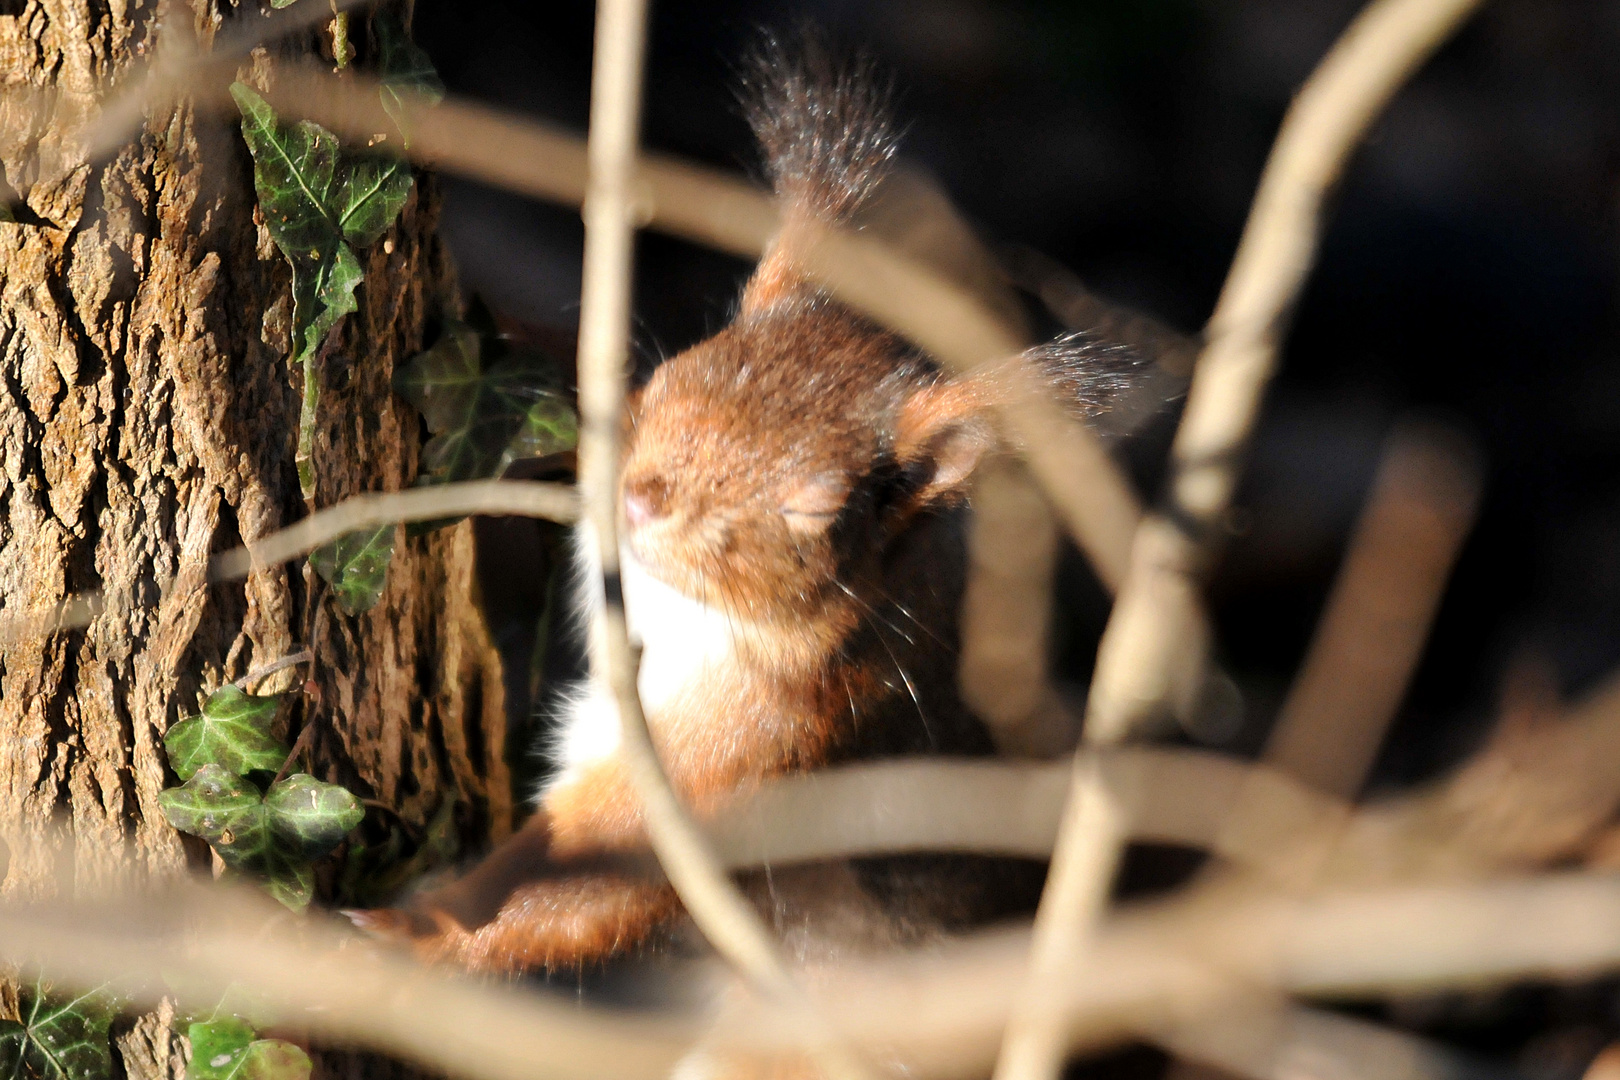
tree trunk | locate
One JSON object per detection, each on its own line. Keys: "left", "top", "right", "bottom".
{"left": 0, "top": 2, "right": 508, "bottom": 1077}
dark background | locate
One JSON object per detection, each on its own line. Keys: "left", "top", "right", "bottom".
{"left": 411, "top": 1, "right": 1620, "bottom": 1073}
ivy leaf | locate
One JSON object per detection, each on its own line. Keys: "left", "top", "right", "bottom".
{"left": 394, "top": 316, "right": 576, "bottom": 489}
{"left": 230, "top": 82, "right": 411, "bottom": 369}
{"left": 265, "top": 774, "right": 364, "bottom": 859}
{"left": 255, "top": 864, "right": 315, "bottom": 913}
{"left": 0, "top": 983, "right": 118, "bottom": 1080}
{"left": 186, "top": 1018, "right": 255, "bottom": 1080}
{"left": 164, "top": 686, "right": 288, "bottom": 782}
{"left": 308, "top": 524, "right": 396, "bottom": 615}
{"left": 238, "top": 1041, "right": 312, "bottom": 1080}
{"left": 334, "top": 153, "right": 414, "bottom": 251}
{"left": 157, "top": 767, "right": 318, "bottom": 912}
{"left": 507, "top": 396, "right": 580, "bottom": 463}
{"left": 186, "top": 1020, "right": 311, "bottom": 1080}
{"left": 375, "top": 12, "right": 445, "bottom": 148}
{"left": 158, "top": 765, "right": 266, "bottom": 853}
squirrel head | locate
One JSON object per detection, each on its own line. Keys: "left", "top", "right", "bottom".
{"left": 620, "top": 297, "right": 994, "bottom": 626}
{"left": 617, "top": 35, "right": 1142, "bottom": 634}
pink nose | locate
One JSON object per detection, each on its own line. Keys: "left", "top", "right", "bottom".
{"left": 623, "top": 490, "right": 656, "bottom": 529}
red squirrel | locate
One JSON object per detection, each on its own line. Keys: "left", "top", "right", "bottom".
{"left": 353, "top": 42, "right": 1139, "bottom": 975}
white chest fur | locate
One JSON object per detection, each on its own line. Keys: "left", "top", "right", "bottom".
{"left": 546, "top": 526, "right": 738, "bottom": 792}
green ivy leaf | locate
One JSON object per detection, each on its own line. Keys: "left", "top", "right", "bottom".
{"left": 238, "top": 1041, "right": 312, "bottom": 1080}
{"left": 164, "top": 686, "right": 288, "bottom": 782}
{"left": 376, "top": 12, "right": 445, "bottom": 148}
{"left": 157, "top": 767, "right": 320, "bottom": 912}
{"left": 0, "top": 983, "right": 118, "bottom": 1080}
{"left": 265, "top": 774, "right": 364, "bottom": 859}
{"left": 308, "top": 524, "right": 396, "bottom": 615}
{"left": 158, "top": 765, "right": 267, "bottom": 853}
{"left": 234, "top": 81, "right": 411, "bottom": 367}
{"left": 186, "top": 1020, "right": 311, "bottom": 1080}
{"left": 186, "top": 1018, "right": 256, "bottom": 1080}
{"left": 394, "top": 314, "right": 577, "bottom": 492}
{"left": 334, "top": 153, "right": 415, "bottom": 251}
{"left": 507, "top": 397, "right": 580, "bottom": 463}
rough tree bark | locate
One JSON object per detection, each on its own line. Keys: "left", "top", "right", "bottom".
{"left": 0, "top": 2, "right": 509, "bottom": 1077}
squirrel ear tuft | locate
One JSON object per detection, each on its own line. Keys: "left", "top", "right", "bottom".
{"left": 735, "top": 33, "right": 900, "bottom": 317}
{"left": 894, "top": 379, "right": 996, "bottom": 505}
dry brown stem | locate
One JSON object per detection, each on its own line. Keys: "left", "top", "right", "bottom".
{"left": 1265, "top": 422, "right": 1483, "bottom": 798}
{"left": 571, "top": 5, "right": 869, "bottom": 1078}
{"left": 996, "top": 1, "right": 1489, "bottom": 1078}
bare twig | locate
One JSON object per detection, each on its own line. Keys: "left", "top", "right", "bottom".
{"left": 714, "top": 871, "right": 1620, "bottom": 1076}
{"left": 707, "top": 750, "right": 1338, "bottom": 874}
{"left": 83, "top": 0, "right": 378, "bottom": 162}
{"left": 571, "top": 5, "right": 867, "bottom": 1078}
{"left": 271, "top": 718, "right": 320, "bottom": 788}
{"left": 234, "top": 649, "right": 314, "bottom": 693}
{"left": 959, "top": 457, "right": 1072, "bottom": 756}
{"left": 1157, "top": 1000, "right": 1515, "bottom": 1080}
{"left": 206, "top": 479, "right": 577, "bottom": 583}
{"left": 5, "top": 871, "right": 1620, "bottom": 1080}
{"left": 995, "top": 2, "right": 1488, "bottom": 1078}
{"left": 1326, "top": 668, "right": 1620, "bottom": 884}
{"left": 1265, "top": 422, "right": 1483, "bottom": 798}
{"left": 242, "top": 63, "right": 1146, "bottom": 590}
{"left": 0, "top": 592, "right": 105, "bottom": 644}
{"left": 0, "top": 886, "right": 690, "bottom": 1080}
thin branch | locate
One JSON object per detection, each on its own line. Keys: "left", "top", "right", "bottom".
{"left": 706, "top": 750, "right": 1338, "bottom": 874}
{"left": 0, "top": 886, "right": 690, "bottom": 1080}
{"left": 81, "top": 0, "right": 378, "bottom": 162}
{"left": 234, "top": 649, "right": 314, "bottom": 692}
{"left": 0, "top": 592, "right": 105, "bottom": 644}
{"left": 571, "top": 5, "right": 867, "bottom": 1079}
{"left": 1264, "top": 421, "right": 1482, "bottom": 798}
{"left": 1326, "top": 667, "right": 1620, "bottom": 884}
{"left": 271, "top": 719, "right": 320, "bottom": 788}
{"left": 207, "top": 479, "right": 577, "bottom": 582}
{"left": 246, "top": 63, "right": 1144, "bottom": 590}
{"left": 716, "top": 871, "right": 1620, "bottom": 1075}
{"left": 994, "top": 1, "right": 1489, "bottom": 1078}
{"left": 3, "top": 872, "right": 1620, "bottom": 1080}
{"left": 1156, "top": 1000, "right": 1516, "bottom": 1080}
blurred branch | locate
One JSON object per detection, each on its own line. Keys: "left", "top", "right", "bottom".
{"left": 571, "top": 5, "right": 868, "bottom": 1079}
{"left": 1328, "top": 669, "right": 1620, "bottom": 883}
{"left": 996, "top": 0, "right": 1489, "bottom": 1077}
{"left": 1265, "top": 422, "right": 1483, "bottom": 799}
{"left": 718, "top": 871, "right": 1620, "bottom": 1076}
{"left": 0, "top": 480, "right": 576, "bottom": 642}
{"left": 1158, "top": 1001, "right": 1518, "bottom": 1080}
{"left": 0, "top": 886, "right": 689, "bottom": 1080}
{"left": 213, "top": 62, "right": 1145, "bottom": 591}
{"left": 708, "top": 750, "right": 1337, "bottom": 874}
{"left": 3, "top": 871, "right": 1619, "bottom": 1080}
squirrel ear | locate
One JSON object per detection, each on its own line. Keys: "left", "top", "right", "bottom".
{"left": 894, "top": 379, "right": 996, "bottom": 505}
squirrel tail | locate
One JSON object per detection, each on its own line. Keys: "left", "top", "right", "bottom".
{"left": 736, "top": 33, "right": 899, "bottom": 314}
